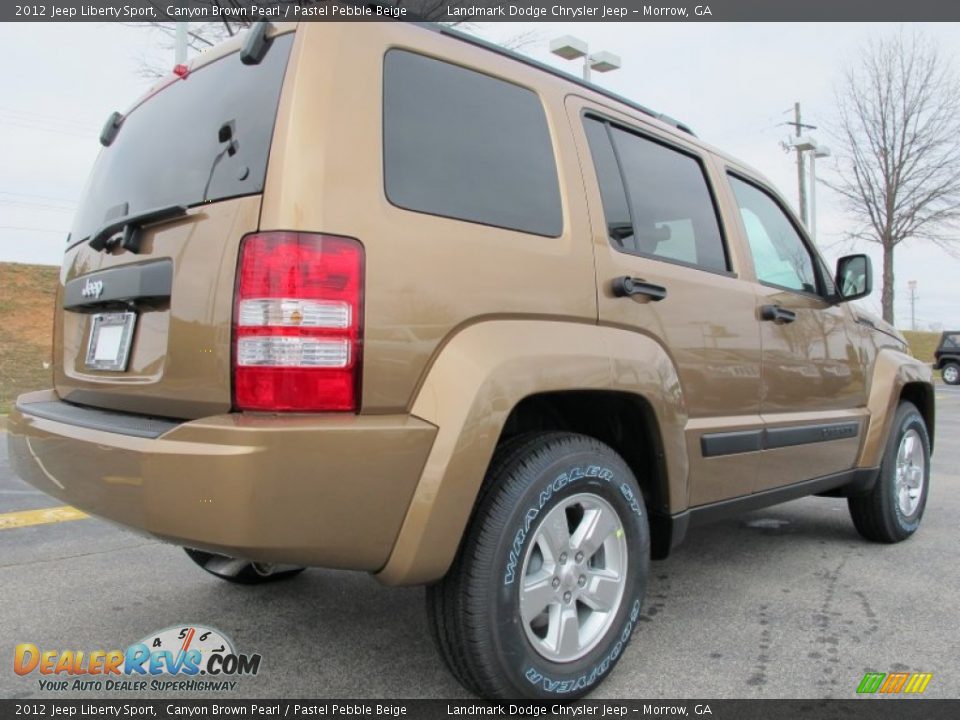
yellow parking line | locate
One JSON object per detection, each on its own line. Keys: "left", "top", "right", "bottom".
{"left": 0, "top": 506, "right": 88, "bottom": 530}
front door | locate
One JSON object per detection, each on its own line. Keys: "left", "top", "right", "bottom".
{"left": 724, "top": 171, "right": 868, "bottom": 490}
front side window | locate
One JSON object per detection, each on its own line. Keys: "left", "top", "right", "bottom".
{"left": 728, "top": 175, "right": 819, "bottom": 294}
{"left": 583, "top": 117, "right": 728, "bottom": 273}
{"left": 383, "top": 50, "right": 562, "bottom": 237}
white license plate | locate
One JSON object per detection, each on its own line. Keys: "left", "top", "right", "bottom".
{"left": 84, "top": 312, "right": 137, "bottom": 371}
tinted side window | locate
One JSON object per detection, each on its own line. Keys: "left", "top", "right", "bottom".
{"left": 583, "top": 118, "right": 634, "bottom": 248}
{"left": 944, "top": 334, "right": 960, "bottom": 349}
{"left": 383, "top": 50, "right": 562, "bottom": 237}
{"left": 585, "top": 121, "right": 727, "bottom": 273}
{"left": 728, "top": 175, "right": 819, "bottom": 294}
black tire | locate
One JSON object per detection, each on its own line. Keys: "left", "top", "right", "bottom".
{"left": 942, "top": 362, "right": 960, "bottom": 385}
{"left": 848, "top": 401, "right": 931, "bottom": 543}
{"left": 183, "top": 548, "right": 305, "bottom": 585}
{"left": 426, "top": 432, "right": 650, "bottom": 700}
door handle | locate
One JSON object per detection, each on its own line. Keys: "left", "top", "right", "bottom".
{"left": 611, "top": 276, "right": 667, "bottom": 301}
{"left": 761, "top": 304, "right": 797, "bottom": 324}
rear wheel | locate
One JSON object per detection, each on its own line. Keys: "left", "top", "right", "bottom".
{"left": 426, "top": 432, "right": 649, "bottom": 700}
{"left": 848, "top": 401, "right": 930, "bottom": 543}
{"left": 942, "top": 362, "right": 959, "bottom": 385}
{"left": 183, "top": 548, "right": 305, "bottom": 585}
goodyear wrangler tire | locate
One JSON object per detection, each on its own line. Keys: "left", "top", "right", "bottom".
{"left": 426, "top": 432, "right": 649, "bottom": 699}
{"left": 848, "top": 401, "right": 931, "bottom": 543}
{"left": 183, "top": 548, "right": 306, "bottom": 585}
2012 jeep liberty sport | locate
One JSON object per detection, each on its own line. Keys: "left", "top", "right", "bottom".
{"left": 8, "top": 21, "right": 935, "bottom": 700}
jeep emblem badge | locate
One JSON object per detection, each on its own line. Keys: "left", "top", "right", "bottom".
{"left": 81, "top": 279, "right": 104, "bottom": 299}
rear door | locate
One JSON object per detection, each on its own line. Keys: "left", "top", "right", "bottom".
{"left": 568, "top": 97, "right": 763, "bottom": 507}
{"left": 54, "top": 30, "right": 295, "bottom": 419}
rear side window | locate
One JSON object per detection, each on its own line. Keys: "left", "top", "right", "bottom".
{"left": 944, "top": 334, "right": 960, "bottom": 349}
{"left": 383, "top": 50, "right": 562, "bottom": 237}
{"left": 583, "top": 117, "right": 728, "bottom": 273}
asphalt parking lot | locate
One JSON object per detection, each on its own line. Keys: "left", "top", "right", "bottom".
{"left": 1, "top": 387, "right": 958, "bottom": 700}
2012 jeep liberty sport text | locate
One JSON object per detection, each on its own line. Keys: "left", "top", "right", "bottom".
{"left": 7, "top": 21, "right": 935, "bottom": 700}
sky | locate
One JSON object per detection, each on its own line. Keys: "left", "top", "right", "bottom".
{"left": 0, "top": 21, "right": 958, "bottom": 330}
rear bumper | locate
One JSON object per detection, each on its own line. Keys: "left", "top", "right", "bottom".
{"left": 7, "top": 390, "right": 437, "bottom": 572}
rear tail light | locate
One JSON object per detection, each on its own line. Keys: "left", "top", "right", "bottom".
{"left": 233, "top": 232, "right": 364, "bottom": 412}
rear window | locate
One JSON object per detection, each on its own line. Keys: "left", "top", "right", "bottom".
{"left": 70, "top": 34, "right": 294, "bottom": 243}
{"left": 383, "top": 49, "right": 562, "bottom": 237}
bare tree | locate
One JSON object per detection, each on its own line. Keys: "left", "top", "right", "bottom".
{"left": 825, "top": 31, "right": 960, "bottom": 324}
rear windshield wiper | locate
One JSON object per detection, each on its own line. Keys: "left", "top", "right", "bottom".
{"left": 87, "top": 204, "right": 187, "bottom": 253}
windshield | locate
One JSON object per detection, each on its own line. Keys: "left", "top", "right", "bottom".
{"left": 70, "top": 33, "right": 293, "bottom": 244}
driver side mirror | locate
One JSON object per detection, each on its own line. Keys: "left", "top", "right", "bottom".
{"left": 834, "top": 254, "right": 872, "bottom": 302}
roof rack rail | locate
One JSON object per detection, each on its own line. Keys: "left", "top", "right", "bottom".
{"left": 414, "top": 22, "right": 696, "bottom": 137}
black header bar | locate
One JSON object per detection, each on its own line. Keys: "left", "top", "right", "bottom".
{"left": 5, "top": 0, "right": 960, "bottom": 23}
{"left": 1, "top": 700, "right": 959, "bottom": 719}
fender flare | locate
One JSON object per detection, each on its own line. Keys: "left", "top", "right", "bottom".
{"left": 857, "top": 348, "right": 934, "bottom": 468}
{"left": 376, "top": 319, "right": 688, "bottom": 586}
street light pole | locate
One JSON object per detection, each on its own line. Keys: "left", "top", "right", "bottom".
{"left": 810, "top": 146, "right": 831, "bottom": 243}
{"left": 787, "top": 135, "right": 829, "bottom": 242}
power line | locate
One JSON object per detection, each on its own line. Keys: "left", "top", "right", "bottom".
{"left": 0, "top": 225, "right": 67, "bottom": 234}
{"left": 0, "top": 105, "right": 101, "bottom": 140}
{"left": 0, "top": 118, "right": 94, "bottom": 139}
{"left": 0, "top": 105, "right": 100, "bottom": 132}
{"left": 0, "top": 190, "right": 77, "bottom": 205}
{"left": 0, "top": 193, "right": 77, "bottom": 210}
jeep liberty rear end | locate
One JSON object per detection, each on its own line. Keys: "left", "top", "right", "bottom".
{"left": 8, "top": 22, "right": 934, "bottom": 700}
{"left": 9, "top": 24, "right": 443, "bottom": 574}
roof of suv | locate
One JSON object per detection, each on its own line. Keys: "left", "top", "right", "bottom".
{"left": 424, "top": 23, "right": 697, "bottom": 137}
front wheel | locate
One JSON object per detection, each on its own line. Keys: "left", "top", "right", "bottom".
{"left": 942, "top": 362, "right": 959, "bottom": 385}
{"left": 426, "top": 432, "right": 649, "bottom": 700}
{"left": 848, "top": 401, "right": 931, "bottom": 543}
{"left": 184, "top": 548, "right": 306, "bottom": 585}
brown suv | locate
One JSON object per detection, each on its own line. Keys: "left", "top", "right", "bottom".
{"left": 8, "top": 22, "right": 934, "bottom": 700}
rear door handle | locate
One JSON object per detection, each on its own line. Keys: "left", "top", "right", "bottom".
{"left": 761, "top": 304, "right": 797, "bottom": 324}
{"left": 611, "top": 276, "right": 667, "bottom": 301}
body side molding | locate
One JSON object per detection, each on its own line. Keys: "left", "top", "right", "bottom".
{"left": 701, "top": 421, "right": 861, "bottom": 458}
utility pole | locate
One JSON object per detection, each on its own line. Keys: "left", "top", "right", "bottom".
{"left": 911, "top": 284, "right": 918, "bottom": 330}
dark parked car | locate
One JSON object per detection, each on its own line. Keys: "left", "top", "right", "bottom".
{"left": 934, "top": 331, "right": 960, "bottom": 385}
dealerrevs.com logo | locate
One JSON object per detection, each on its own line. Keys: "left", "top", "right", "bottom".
{"left": 14, "top": 625, "right": 261, "bottom": 692}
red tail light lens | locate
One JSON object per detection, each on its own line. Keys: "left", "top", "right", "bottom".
{"left": 233, "top": 232, "right": 363, "bottom": 412}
